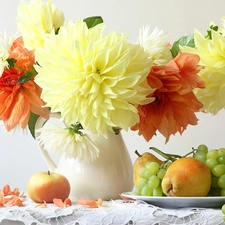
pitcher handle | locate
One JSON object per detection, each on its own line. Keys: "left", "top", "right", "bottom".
{"left": 35, "top": 112, "right": 61, "bottom": 172}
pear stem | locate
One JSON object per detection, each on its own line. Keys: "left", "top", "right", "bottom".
{"left": 135, "top": 150, "right": 142, "bottom": 157}
{"left": 48, "top": 171, "right": 50, "bottom": 175}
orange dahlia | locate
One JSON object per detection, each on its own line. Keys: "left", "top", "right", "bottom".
{"left": 0, "top": 36, "right": 49, "bottom": 131}
{"left": 132, "top": 52, "right": 205, "bottom": 143}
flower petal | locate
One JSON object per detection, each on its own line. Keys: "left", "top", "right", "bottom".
{"left": 132, "top": 53, "right": 204, "bottom": 142}
{"left": 35, "top": 19, "right": 155, "bottom": 137}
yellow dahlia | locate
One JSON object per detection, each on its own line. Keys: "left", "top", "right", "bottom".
{"left": 17, "top": 0, "right": 65, "bottom": 50}
{"left": 137, "top": 25, "right": 172, "bottom": 65}
{"left": 34, "top": 19, "right": 155, "bottom": 136}
{"left": 181, "top": 29, "right": 225, "bottom": 114}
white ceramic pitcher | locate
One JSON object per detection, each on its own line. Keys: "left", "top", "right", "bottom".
{"left": 35, "top": 113, "right": 133, "bottom": 202}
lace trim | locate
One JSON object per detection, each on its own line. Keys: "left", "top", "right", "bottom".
{"left": 0, "top": 200, "right": 224, "bottom": 225}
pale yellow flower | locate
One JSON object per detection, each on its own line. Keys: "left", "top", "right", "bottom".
{"left": 137, "top": 25, "right": 172, "bottom": 65}
{"left": 0, "top": 32, "right": 15, "bottom": 76}
{"left": 34, "top": 19, "right": 155, "bottom": 136}
{"left": 36, "top": 123, "right": 100, "bottom": 162}
{"left": 181, "top": 29, "right": 225, "bottom": 114}
{"left": 17, "top": 0, "right": 65, "bottom": 50}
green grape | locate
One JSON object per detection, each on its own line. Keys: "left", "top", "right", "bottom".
{"left": 218, "top": 148, "right": 225, "bottom": 157}
{"left": 207, "top": 149, "right": 218, "bottom": 159}
{"left": 145, "top": 162, "right": 160, "bottom": 175}
{"left": 197, "top": 144, "right": 208, "bottom": 153}
{"left": 206, "top": 158, "right": 218, "bottom": 170}
{"left": 211, "top": 176, "right": 219, "bottom": 188}
{"left": 138, "top": 167, "right": 145, "bottom": 178}
{"left": 194, "top": 151, "right": 207, "bottom": 163}
{"left": 153, "top": 185, "right": 163, "bottom": 196}
{"left": 212, "top": 164, "right": 225, "bottom": 177}
{"left": 144, "top": 169, "right": 154, "bottom": 179}
{"left": 139, "top": 178, "right": 148, "bottom": 189}
{"left": 148, "top": 175, "right": 160, "bottom": 189}
{"left": 218, "top": 174, "right": 225, "bottom": 189}
{"left": 218, "top": 155, "right": 225, "bottom": 164}
{"left": 222, "top": 204, "right": 225, "bottom": 214}
{"left": 141, "top": 184, "right": 153, "bottom": 196}
{"left": 135, "top": 178, "right": 148, "bottom": 195}
{"left": 221, "top": 189, "right": 225, "bottom": 196}
{"left": 157, "top": 168, "right": 166, "bottom": 180}
{"left": 134, "top": 185, "right": 142, "bottom": 195}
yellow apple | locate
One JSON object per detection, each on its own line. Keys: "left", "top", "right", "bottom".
{"left": 161, "top": 157, "right": 211, "bottom": 197}
{"left": 27, "top": 171, "right": 70, "bottom": 203}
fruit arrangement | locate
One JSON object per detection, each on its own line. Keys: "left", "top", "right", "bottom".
{"left": 134, "top": 144, "right": 225, "bottom": 220}
{"left": 133, "top": 144, "right": 225, "bottom": 197}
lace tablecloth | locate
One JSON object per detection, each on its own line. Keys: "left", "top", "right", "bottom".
{"left": 0, "top": 199, "right": 225, "bottom": 225}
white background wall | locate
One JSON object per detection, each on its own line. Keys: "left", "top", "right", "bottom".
{"left": 1, "top": 0, "right": 225, "bottom": 192}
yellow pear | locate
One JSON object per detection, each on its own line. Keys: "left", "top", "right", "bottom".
{"left": 133, "top": 150, "right": 162, "bottom": 187}
{"left": 161, "top": 157, "right": 211, "bottom": 197}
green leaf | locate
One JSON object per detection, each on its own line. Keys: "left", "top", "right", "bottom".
{"left": 28, "top": 112, "right": 40, "bottom": 139}
{"left": 17, "top": 65, "right": 37, "bottom": 84}
{"left": 17, "top": 72, "right": 33, "bottom": 84}
{"left": 205, "top": 25, "right": 220, "bottom": 39}
{"left": 83, "top": 16, "right": 103, "bottom": 29}
{"left": 6, "top": 58, "right": 17, "bottom": 68}
{"left": 67, "top": 122, "right": 84, "bottom": 136}
{"left": 171, "top": 34, "right": 195, "bottom": 58}
{"left": 112, "top": 127, "right": 120, "bottom": 135}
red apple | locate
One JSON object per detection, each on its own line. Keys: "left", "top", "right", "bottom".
{"left": 27, "top": 171, "right": 70, "bottom": 203}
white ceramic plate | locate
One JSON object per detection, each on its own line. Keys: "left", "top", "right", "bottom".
{"left": 121, "top": 192, "right": 225, "bottom": 208}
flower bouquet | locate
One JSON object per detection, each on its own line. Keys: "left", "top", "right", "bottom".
{"left": 0, "top": 0, "right": 212, "bottom": 164}
{"left": 3, "top": 0, "right": 225, "bottom": 202}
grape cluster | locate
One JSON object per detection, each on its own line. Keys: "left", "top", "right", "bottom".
{"left": 193, "top": 144, "right": 225, "bottom": 221}
{"left": 134, "top": 161, "right": 169, "bottom": 196}
{"left": 193, "top": 144, "right": 225, "bottom": 196}
{"left": 135, "top": 144, "right": 225, "bottom": 199}
{"left": 134, "top": 144, "right": 225, "bottom": 219}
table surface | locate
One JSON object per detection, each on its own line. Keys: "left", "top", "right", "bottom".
{"left": 0, "top": 198, "right": 225, "bottom": 225}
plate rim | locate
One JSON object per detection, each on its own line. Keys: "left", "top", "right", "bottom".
{"left": 121, "top": 191, "right": 225, "bottom": 200}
